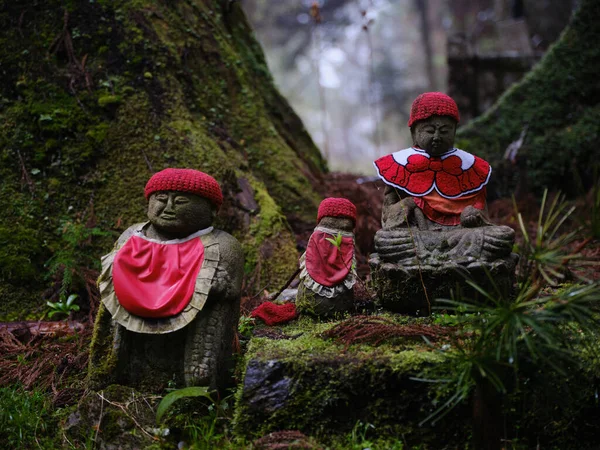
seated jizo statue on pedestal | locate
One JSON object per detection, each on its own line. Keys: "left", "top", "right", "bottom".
{"left": 89, "top": 168, "right": 243, "bottom": 391}
{"left": 370, "top": 92, "right": 516, "bottom": 314}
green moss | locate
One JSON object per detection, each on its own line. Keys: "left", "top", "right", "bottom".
{"left": 0, "top": 386, "right": 61, "bottom": 449}
{"left": 234, "top": 313, "right": 600, "bottom": 448}
{"left": 0, "top": 0, "right": 325, "bottom": 310}
{"left": 87, "top": 304, "right": 120, "bottom": 390}
{"left": 98, "top": 94, "right": 122, "bottom": 107}
{"left": 456, "top": 0, "right": 600, "bottom": 197}
{"left": 233, "top": 315, "right": 465, "bottom": 446}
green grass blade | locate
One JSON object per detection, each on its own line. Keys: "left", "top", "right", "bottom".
{"left": 156, "top": 386, "right": 212, "bottom": 423}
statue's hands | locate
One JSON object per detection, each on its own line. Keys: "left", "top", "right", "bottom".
{"left": 383, "top": 197, "right": 417, "bottom": 229}
{"left": 482, "top": 226, "right": 515, "bottom": 259}
{"left": 460, "top": 206, "right": 492, "bottom": 228}
{"left": 374, "top": 229, "right": 418, "bottom": 262}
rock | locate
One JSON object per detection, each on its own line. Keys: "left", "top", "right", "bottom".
{"left": 370, "top": 251, "right": 518, "bottom": 315}
{"left": 242, "top": 360, "right": 292, "bottom": 414}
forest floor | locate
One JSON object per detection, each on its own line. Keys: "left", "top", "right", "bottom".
{"left": 1, "top": 173, "right": 599, "bottom": 448}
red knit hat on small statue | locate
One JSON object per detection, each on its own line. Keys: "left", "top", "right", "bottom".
{"left": 144, "top": 168, "right": 223, "bottom": 209}
{"left": 408, "top": 92, "right": 460, "bottom": 127}
{"left": 317, "top": 198, "right": 357, "bottom": 223}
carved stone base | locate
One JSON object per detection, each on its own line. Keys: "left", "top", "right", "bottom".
{"left": 296, "top": 284, "right": 354, "bottom": 319}
{"left": 88, "top": 299, "right": 239, "bottom": 392}
{"left": 370, "top": 252, "right": 518, "bottom": 316}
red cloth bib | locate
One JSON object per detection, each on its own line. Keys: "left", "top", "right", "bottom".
{"left": 373, "top": 148, "right": 491, "bottom": 198}
{"left": 413, "top": 189, "right": 486, "bottom": 226}
{"left": 112, "top": 235, "right": 205, "bottom": 318}
{"left": 305, "top": 231, "right": 354, "bottom": 287}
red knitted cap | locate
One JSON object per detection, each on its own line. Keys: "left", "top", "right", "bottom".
{"left": 144, "top": 168, "right": 223, "bottom": 208}
{"left": 317, "top": 198, "right": 356, "bottom": 223}
{"left": 408, "top": 92, "right": 460, "bottom": 127}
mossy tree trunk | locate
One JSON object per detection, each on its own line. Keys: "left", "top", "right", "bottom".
{"left": 0, "top": 0, "right": 326, "bottom": 319}
{"left": 455, "top": 0, "right": 600, "bottom": 198}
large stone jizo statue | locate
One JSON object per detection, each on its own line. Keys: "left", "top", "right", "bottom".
{"left": 89, "top": 169, "right": 243, "bottom": 391}
{"left": 370, "top": 93, "right": 517, "bottom": 314}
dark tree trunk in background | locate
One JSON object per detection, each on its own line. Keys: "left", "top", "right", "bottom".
{"left": 456, "top": 0, "right": 600, "bottom": 198}
{"left": 0, "top": 0, "right": 326, "bottom": 319}
{"left": 414, "top": 0, "right": 435, "bottom": 90}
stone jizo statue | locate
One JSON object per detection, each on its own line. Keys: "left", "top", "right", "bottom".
{"left": 297, "top": 198, "right": 357, "bottom": 318}
{"left": 370, "top": 93, "right": 516, "bottom": 314}
{"left": 89, "top": 168, "right": 243, "bottom": 390}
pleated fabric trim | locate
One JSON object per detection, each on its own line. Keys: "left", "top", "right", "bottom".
{"left": 98, "top": 224, "right": 219, "bottom": 334}
{"left": 299, "top": 252, "right": 357, "bottom": 299}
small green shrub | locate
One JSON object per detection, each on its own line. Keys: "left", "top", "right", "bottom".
{"left": 45, "top": 219, "right": 110, "bottom": 302}
{"left": 0, "top": 386, "right": 56, "bottom": 448}
{"left": 46, "top": 293, "right": 80, "bottom": 319}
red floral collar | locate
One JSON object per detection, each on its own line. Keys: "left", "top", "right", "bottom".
{"left": 373, "top": 147, "right": 491, "bottom": 198}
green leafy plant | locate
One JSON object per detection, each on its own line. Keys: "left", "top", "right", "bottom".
{"left": 417, "top": 276, "right": 600, "bottom": 446}
{"left": 45, "top": 218, "right": 110, "bottom": 302}
{"left": 156, "top": 386, "right": 213, "bottom": 423}
{"left": 416, "top": 191, "right": 600, "bottom": 446}
{"left": 514, "top": 190, "right": 597, "bottom": 286}
{"left": 156, "top": 387, "right": 234, "bottom": 449}
{"left": 237, "top": 315, "right": 255, "bottom": 338}
{"left": 46, "top": 293, "right": 80, "bottom": 319}
{"left": 325, "top": 232, "right": 344, "bottom": 249}
{"left": 0, "top": 386, "right": 56, "bottom": 448}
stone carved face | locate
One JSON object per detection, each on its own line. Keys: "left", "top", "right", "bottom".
{"left": 318, "top": 216, "right": 355, "bottom": 232}
{"left": 147, "top": 191, "right": 215, "bottom": 238}
{"left": 411, "top": 115, "right": 457, "bottom": 157}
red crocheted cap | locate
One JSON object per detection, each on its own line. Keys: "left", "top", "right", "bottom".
{"left": 144, "top": 168, "right": 223, "bottom": 208}
{"left": 317, "top": 198, "right": 357, "bottom": 223}
{"left": 408, "top": 92, "right": 460, "bottom": 127}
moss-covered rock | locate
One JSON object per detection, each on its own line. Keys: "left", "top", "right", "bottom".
{"left": 0, "top": 0, "right": 325, "bottom": 318}
{"left": 64, "top": 384, "right": 163, "bottom": 449}
{"left": 234, "top": 314, "right": 600, "bottom": 449}
{"left": 233, "top": 316, "right": 470, "bottom": 447}
{"left": 456, "top": 0, "right": 600, "bottom": 198}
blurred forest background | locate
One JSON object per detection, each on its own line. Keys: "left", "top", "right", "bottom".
{"left": 241, "top": 0, "right": 578, "bottom": 172}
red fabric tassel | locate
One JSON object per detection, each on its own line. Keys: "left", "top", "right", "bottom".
{"left": 251, "top": 302, "right": 298, "bottom": 326}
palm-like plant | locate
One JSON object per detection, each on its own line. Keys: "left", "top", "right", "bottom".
{"left": 418, "top": 191, "right": 600, "bottom": 448}
{"left": 515, "top": 190, "right": 598, "bottom": 286}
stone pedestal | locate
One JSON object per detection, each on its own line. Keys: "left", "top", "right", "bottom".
{"left": 371, "top": 227, "right": 518, "bottom": 315}
{"left": 296, "top": 284, "right": 354, "bottom": 318}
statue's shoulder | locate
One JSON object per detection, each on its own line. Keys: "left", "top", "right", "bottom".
{"left": 452, "top": 148, "right": 491, "bottom": 166}
{"left": 374, "top": 147, "right": 415, "bottom": 167}
{"left": 206, "top": 229, "right": 243, "bottom": 264}
{"left": 115, "top": 222, "right": 146, "bottom": 248}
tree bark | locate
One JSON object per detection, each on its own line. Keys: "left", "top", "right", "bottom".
{"left": 0, "top": 0, "right": 326, "bottom": 317}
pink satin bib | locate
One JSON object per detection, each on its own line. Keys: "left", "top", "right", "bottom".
{"left": 305, "top": 231, "right": 354, "bottom": 287}
{"left": 112, "top": 235, "right": 205, "bottom": 318}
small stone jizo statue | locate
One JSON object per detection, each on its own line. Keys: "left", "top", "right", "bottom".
{"left": 370, "top": 93, "right": 516, "bottom": 314}
{"left": 297, "top": 198, "right": 357, "bottom": 318}
{"left": 89, "top": 168, "right": 243, "bottom": 390}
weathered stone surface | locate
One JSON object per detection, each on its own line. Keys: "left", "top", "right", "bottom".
{"left": 234, "top": 317, "right": 469, "bottom": 446}
{"left": 371, "top": 94, "right": 517, "bottom": 315}
{"left": 242, "top": 360, "right": 293, "bottom": 414}
{"left": 296, "top": 284, "right": 355, "bottom": 318}
{"left": 370, "top": 251, "right": 518, "bottom": 315}
{"left": 89, "top": 170, "right": 243, "bottom": 392}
